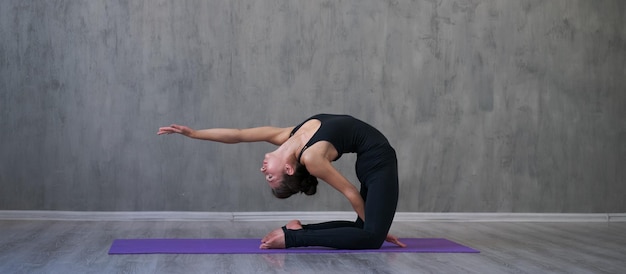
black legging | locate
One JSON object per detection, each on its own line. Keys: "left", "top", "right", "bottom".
{"left": 282, "top": 147, "right": 399, "bottom": 249}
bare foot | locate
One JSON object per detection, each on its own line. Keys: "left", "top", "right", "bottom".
{"left": 260, "top": 227, "right": 286, "bottom": 249}
{"left": 286, "top": 219, "right": 303, "bottom": 230}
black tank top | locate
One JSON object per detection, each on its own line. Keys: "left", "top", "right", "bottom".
{"left": 290, "top": 114, "right": 390, "bottom": 162}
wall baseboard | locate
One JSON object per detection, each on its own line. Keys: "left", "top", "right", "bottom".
{"left": 0, "top": 210, "right": 624, "bottom": 222}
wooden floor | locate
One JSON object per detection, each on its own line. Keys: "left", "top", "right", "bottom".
{"left": 0, "top": 219, "right": 625, "bottom": 274}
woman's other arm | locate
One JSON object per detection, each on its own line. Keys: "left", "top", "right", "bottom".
{"left": 303, "top": 155, "right": 366, "bottom": 221}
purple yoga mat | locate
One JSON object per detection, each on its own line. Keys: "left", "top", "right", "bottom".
{"left": 108, "top": 238, "right": 479, "bottom": 254}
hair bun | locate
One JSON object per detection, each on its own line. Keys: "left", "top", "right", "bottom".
{"left": 275, "top": 162, "right": 319, "bottom": 199}
{"left": 301, "top": 175, "right": 318, "bottom": 195}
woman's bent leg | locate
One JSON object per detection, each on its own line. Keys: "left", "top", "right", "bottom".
{"left": 283, "top": 156, "right": 399, "bottom": 249}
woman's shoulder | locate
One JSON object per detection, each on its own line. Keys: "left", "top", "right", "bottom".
{"left": 300, "top": 141, "right": 338, "bottom": 165}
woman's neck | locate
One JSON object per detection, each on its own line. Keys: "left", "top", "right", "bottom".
{"left": 275, "top": 132, "right": 308, "bottom": 164}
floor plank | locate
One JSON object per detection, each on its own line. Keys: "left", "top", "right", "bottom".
{"left": 1, "top": 220, "right": 624, "bottom": 273}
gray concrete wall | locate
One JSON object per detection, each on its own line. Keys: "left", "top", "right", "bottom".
{"left": 1, "top": 0, "right": 624, "bottom": 212}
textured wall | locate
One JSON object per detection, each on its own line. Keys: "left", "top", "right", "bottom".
{"left": 1, "top": 0, "right": 624, "bottom": 212}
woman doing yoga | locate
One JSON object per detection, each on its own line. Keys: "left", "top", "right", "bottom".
{"left": 157, "top": 114, "right": 405, "bottom": 249}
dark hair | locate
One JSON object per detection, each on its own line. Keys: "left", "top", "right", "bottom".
{"left": 272, "top": 162, "right": 318, "bottom": 199}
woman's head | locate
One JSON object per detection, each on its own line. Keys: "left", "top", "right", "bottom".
{"left": 260, "top": 153, "right": 285, "bottom": 189}
{"left": 271, "top": 161, "right": 318, "bottom": 199}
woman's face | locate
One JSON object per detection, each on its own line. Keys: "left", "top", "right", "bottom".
{"left": 260, "top": 153, "right": 282, "bottom": 188}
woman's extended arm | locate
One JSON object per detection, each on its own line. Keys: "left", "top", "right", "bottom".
{"left": 157, "top": 124, "right": 294, "bottom": 146}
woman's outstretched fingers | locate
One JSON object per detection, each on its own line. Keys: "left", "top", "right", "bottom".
{"left": 386, "top": 234, "right": 407, "bottom": 248}
{"left": 157, "top": 126, "right": 173, "bottom": 135}
{"left": 157, "top": 124, "right": 193, "bottom": 136}
{"left": 157, "top": 125, "right": 179, "bottom": 135}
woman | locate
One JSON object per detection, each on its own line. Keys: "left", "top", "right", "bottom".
{"left": 158, "top": 114, "right": 405, "bottom": 249}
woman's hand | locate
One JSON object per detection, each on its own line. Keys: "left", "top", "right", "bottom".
{"left": 157, "top": 124, "right": 195, "bottom": 137}
{"left": 386, "top": 234, "right": 407, "bottom": 247}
